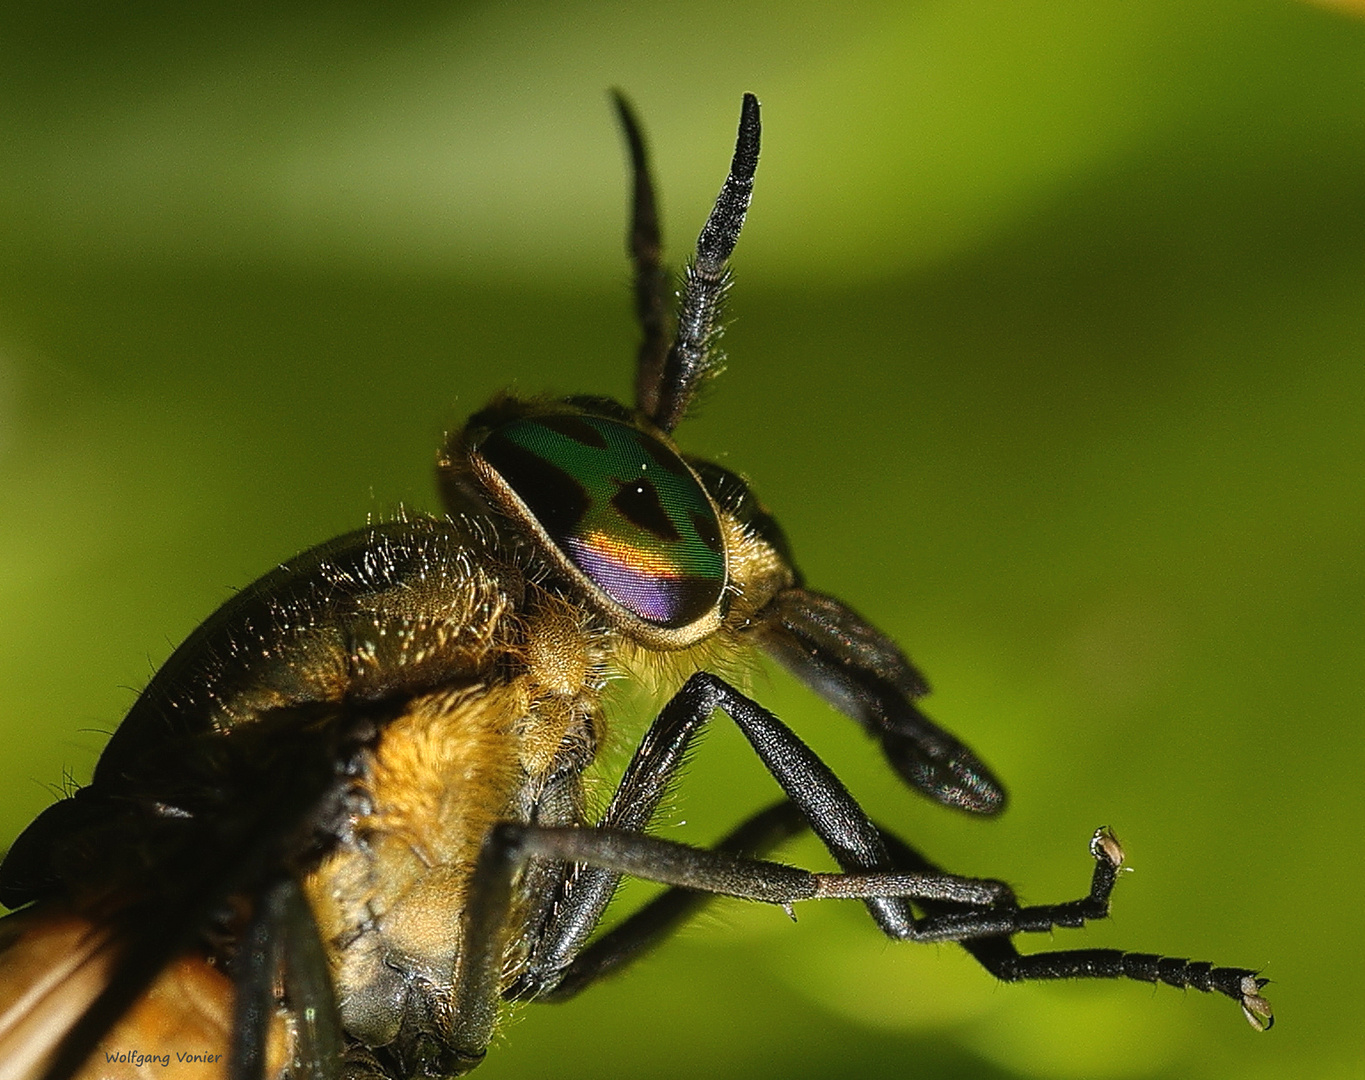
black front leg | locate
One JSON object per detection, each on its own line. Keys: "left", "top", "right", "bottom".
{"left": 524, "top": 669, "right": 981, "bottom": 984}
{"left": 487, "top": 674, "right": 1033, "bottom": 1016}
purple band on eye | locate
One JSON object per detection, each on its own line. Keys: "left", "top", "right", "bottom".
{"left": 565, "top": 538, "right": 709, "bottom": 627}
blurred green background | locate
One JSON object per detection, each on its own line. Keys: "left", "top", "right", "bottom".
{"left": 1, "top": 1, "right": 1361, "bottom": 1078}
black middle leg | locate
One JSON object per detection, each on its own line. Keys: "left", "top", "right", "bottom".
{"left": 537, "top": 800, "right": 808, "bottom": 1002}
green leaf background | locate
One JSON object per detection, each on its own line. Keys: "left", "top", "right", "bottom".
{"left": 0, "top": 2, "right": 1359, "bottom": 1078}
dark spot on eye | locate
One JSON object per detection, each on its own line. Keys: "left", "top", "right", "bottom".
{"left": 538, "top": 414, "right": 610, "bottom": 449}
{"left": 637, "top": 432, "right": 693, "bottom": 478}
{"left": 611, "top": 478, "right": 681, "bottom": 541}
{"left": 481, "top": 431, "right": 589, "bottom": 535}
{"left": 691, "top": 508, "right": 723, "bottom": 553}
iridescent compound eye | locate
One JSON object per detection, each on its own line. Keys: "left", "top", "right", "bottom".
{"left": 475, "top": 414, "right": 727, "bottom": 633}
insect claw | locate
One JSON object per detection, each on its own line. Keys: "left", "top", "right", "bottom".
{"left": 781, "top": 903, "right": 797, "bottom": 922}
{"left": 1090, "top": 826, "right": 1125, "bottom": 869}
{"left": 1240, "top": 975, "right": 1274, "bottom": 1030}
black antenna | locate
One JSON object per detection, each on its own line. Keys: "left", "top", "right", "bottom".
{"left": 641, "top": 93, "right": 760, "bottom": 433}
{"left": 611, "top": 91, "right": 670, "bottom": 421}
